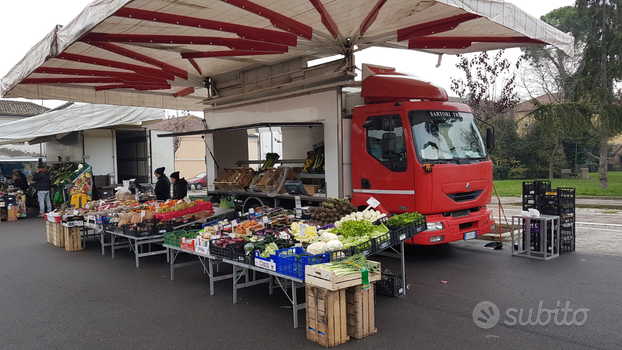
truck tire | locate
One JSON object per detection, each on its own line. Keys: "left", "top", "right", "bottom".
{"left": 242, "top": 197, "right": 264, "bottom": 213}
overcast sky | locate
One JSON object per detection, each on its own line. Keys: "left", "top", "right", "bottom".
{"left": 0, "top": 0, "right": 575, "bottom": 109}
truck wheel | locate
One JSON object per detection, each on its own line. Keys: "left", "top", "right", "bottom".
{"left": 243, "top": 197, "right": 264, "bottom": 213}
{"left": 196, "top": 184, "right": 202, "bottom": 190}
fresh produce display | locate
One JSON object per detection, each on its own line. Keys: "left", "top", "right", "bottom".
{"left": 318, "top": 254, "right": 379, "bottom": 276}
{"left": 334, "top": 209, "right": 386, "bottom": 228}
{"left": 259, "top": 153, "right": 280, "bottom": 171}
{"left": 386, "top": 212, "right": 424, "bottom": 227}
{"left": 311, "top": 197, "right": 357, "bottom": 226}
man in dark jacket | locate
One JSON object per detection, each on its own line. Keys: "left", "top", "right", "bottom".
{"left": 32, "top": 166, "right": 52, "bottom": 217}
{"left": 154, "top": 167, "right": 171, "bottom": 200}
{"left": 170, "top": 171, "right": 188, "bottom": 200}
{"left": 12, "top": 169, "right": 29, "bottom": 191}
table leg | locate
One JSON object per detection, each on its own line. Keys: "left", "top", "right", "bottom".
{"left": 111, "top": 234, "right": 116, "bottom": 259}
{"left": 269, "top": 276, "right": 273, "bottom": 295}
{"left": 292, "top": 281, "right": 298, "bottom": 329}
{"left": 100, "top": 231, "right": 106, "bottom": 256}
{"left": 135, "top": 240, "right": 140, "bottom": 268}
{"left": 525, "top": 218, "right": 531, "bottom": 258}
{"left": 233, "top": 265, "right": 238, "bottom": 304}
{"left": 401, "top": 241, "right": 406, "bottom": 296}
{"left": 209, "top": 258, "right": 215, "bottom": 296}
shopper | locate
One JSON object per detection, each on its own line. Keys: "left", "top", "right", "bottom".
{"left": 170, "top": 171, "right": 188, "bottom": 200}
{"left": 154, "top": 167, "right": 171, "bottom": 200}
{"left": 12, "top": 169, "right": 29, "bottom": 191}
{"left": 32, "top": 166, "right": 52, "bottom": 217}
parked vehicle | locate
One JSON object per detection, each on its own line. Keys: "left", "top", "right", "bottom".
{"left": 187, "top": 172, "right": 207, "bottom": 190}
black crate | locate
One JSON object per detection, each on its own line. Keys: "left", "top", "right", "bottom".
{"left": 560, "top": 236, "right": 575, "bottom": 253}
{"left": 376, "top": 272, "right": 404, "bottom": 297}
{"left": 102, "top": 222, "right": 122, "bottom": 233}
{"left": 390, "top": 225, "right": 412, "bottom": 245}
{"left": 327, "top": 248, "right": 352, "bottom": 262}
{"left": 350, "top": 239, "right": 374, "bottom": 257}
{"left": 209, "top": 238, "right": 239, "bottom": 259}
{"left": 123, "top": 222, "right": 156, "bottom": 237}
{"left": 372, "top": 231, "right": 392, "bottom": 252}
{"left": 229, "top": 242, "right": 254, "bottom": 265}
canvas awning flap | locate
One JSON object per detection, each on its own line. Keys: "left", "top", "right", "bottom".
{"left": 1, "top": 0, "right": 575, "bottom": 110}
{"left": 0, "top": 103, "right": 165, "bottom": 146}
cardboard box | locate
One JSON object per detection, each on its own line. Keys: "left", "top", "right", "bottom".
{"left": 7, "top": 206, "right": 17, "bottom": 221}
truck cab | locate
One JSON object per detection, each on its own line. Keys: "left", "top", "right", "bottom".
{"left": 350, "top": 65, "right": 495, "bottom": 245}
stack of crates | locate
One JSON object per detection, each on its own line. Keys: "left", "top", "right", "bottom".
{"left": 521, "top": 182, "right": 576, "bottom": 254}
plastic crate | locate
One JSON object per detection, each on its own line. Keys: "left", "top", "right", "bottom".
{"left": 164, "top": 232, "right": 182, "bottom": 247}
{"left": 274, "top": 247, "right": 329, "bottom": 280}
{"left": 560, "top": 236, "right": 575, "bottom": 253}
{"left": 350, "top": 238, "right": 374, "bottom": 257}
{"left": 390, "top": 225, "right": 412, "bottom": 245}
{"left": 229, "top": 241, "right": 254, "bottom": 265}
{"left": 327, "top": 248, "right": 352, "bottom": 262}
{"left": 376, "top": 272, "right": 404, "bottom": 297}
{"left": 372, "top": 231, "right": 392, "bottom": 252}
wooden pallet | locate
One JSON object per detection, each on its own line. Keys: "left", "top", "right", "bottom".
{"left": 305, "top": 261, "right": 381, "bottom": 291}
{"left": 46, "top": 221, "right": 64, "bottom": 247}
{"left": 306, "top": 285, "right": 350, "bottom": 348}
{"left": 345, "top": 284, "right": 377, "bottom": 339}
{"left": 63, "top": 226, "right": 83, "bottom": 251}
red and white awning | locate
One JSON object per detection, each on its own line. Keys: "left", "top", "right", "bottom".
{"left": 0, "top": 0, "right": 574, "bottom": 110}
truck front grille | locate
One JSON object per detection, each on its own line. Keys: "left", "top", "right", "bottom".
{"left": 447, "top": 190, "right": 483, "bottom": 202}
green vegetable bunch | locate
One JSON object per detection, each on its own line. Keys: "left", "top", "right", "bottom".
{"left": 339, "top": 220, "right": 375, "bottom": 239}
{"left": 386, "top": 212, "right": 423, "bottom": 227}
{"left": 320, "top": 254, "right": 378, "bottom": 276}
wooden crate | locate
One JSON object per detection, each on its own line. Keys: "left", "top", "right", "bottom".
{"left": 306, "top": 285, "right": 350, "bottom": 348}
{"left": 226, "top": 167, "right": 255, "bottom": 191}
{"left": 63, "top": 226, "right": 83, "bottom": 251}
{"left": 305, "top": 261, "right": 381, "bottom": 291}
{"left": 213, "top": 168, "right": 235, "bottom": 191}
{"left": 46, "top": 222, "right": 64, "bottom": 247}
{"left": 345, "top": 284, "right": 377, "bottom": 339}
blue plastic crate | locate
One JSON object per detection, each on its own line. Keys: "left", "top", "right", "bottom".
{"left": 274, "top": 247, "right": 329, "bottom": 280}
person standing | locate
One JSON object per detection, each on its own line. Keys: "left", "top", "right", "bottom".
{"left": 12, "top": 169, "right": 29, "bottom": 191}
{"left": 154, "top": 167, "right": 171, "bottom": 200}
{"left": 32, "top": 166, "right": 52, "bottom": 217}
{"left": 170, "top": 171, "right": 188, "bottom": 200}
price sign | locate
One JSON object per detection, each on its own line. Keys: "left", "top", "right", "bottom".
{"left": 295, "top": 196, "right": 302, "bottom": 219}
{"left": 184, "top": 197, "right": 191, "bottom": 204}
{"left": 366, "top": 197, "right": 381, "bottom": 208}
{"left": 262, "top": 216, "right": 269, "bottom": 224}
{"left": 249, "top": 208, "right": 255, "bottom": 214}
{"left": 73, "top": 210, "right": 78, "bottom": 216}
{"left": 232, "top": 220, "right": 238, "bottom": 229}
{"left": 155, "top": 201, "right": 160, "bottom": 209}
{"left": 300, "top": 223, "right": 306, "bottom": 237}
{"left": 141, "top": 210, "right": 146, "bottom": 217}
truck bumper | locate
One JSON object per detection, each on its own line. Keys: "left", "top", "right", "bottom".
{"left": 409, "top": 208, "right": 495, "bottom": 245}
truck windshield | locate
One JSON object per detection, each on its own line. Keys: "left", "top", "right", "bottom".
{"left": 409, "top": 110, "right": 487, "bottom": 162}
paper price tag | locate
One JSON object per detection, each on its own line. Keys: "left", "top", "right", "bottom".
{"left": 262, "top": 216, "right": 269, "bottom": 224}
{"left": 366, "top": 197, "right": 381, "bottom": 208}
{"left": 232, "top": 220, "right": 238, "bottom": 228}
{"left": 249, "top": 208, "right": 254, "bottom": 214}
{"left": 73, "top": 210, "right": 78, "bottom": 215}
{"left": 184, "top": 197, "right": 191, "bottom": 204}
{"left": 300, "top": 224, "right": 306, "bottom": 237}
{"left": 155, "top": 201, "right": 160, "bottom": 209}
{"left": 141, "top": 210, "right": 146, "bottom": 217}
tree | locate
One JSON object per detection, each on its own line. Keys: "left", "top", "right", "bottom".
{"left": 450, "top": 50, "right": 522, "bottom": 122}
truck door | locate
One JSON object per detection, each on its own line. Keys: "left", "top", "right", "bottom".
{"left": 149, "top": 130, "right": 175, "bottom": 183}
{"left": 352, "top": 113, "right": 415, "bottom": 213}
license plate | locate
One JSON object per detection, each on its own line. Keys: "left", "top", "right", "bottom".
{"left": 464, "top": 231, "right": 477, "bottom": 240}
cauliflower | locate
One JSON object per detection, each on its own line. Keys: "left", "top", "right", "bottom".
{"left": 307, "top": 241, "right": 326, "bottom": 255}
{"left": 319, "top": 231, "right": 339, "bottom": 243}
{"left": 325, "top": 240, "right": 343, "bottom": 252}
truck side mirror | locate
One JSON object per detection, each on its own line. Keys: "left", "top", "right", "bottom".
{"left": 486, "top": 128, "right": 495, "bottom": 150}
{"left": 382, "top": 132, "right": 397, "bottom": 159}
{"left": 382, "top": 118, "right": 394, "bottom": 131}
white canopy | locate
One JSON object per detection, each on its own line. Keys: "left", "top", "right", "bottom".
{"left": 1, "top": 0, "right": 574, "bottom": 110}
{"left": 0, "top": 103, "right": 165, "bottom": 145}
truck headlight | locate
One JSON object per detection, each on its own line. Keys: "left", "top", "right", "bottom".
{"left": 489, "top": 212, "right": 494, "bottom": 220}
{"left": 427, "top": 222, "right": 444, "bottom": 231}
{"left": 430, "top": 235, "right": 444, "bottom": 243}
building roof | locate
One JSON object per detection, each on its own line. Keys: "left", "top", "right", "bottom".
{"left": 147, "top": 115, "right": 205, "bottom": 134}
{"left": 515, "top": 93, "right": 563, "bottom": 113}
{"left": 0, "top": 99, "right": 49, "bottom": 116}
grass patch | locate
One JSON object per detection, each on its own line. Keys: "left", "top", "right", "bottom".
{"left": 493, "top": 172, "right": 622, "bottom": 197}
{"left": 602, "top": 211, "right": 619, "bottom": 214}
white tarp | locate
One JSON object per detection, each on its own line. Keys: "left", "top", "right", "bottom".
{"left": 0, "top": 0, "right": 575, "bottom": 110}
{"left": 0, "top": 103, "right": 165, "bottom": 145}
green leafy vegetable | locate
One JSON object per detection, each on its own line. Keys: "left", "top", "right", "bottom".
{"left": 386, "top": 212, "right": 423, "bottom": 227}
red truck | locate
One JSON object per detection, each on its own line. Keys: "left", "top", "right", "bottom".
{"left": 349, "top": 65, "right": 495, "bottom": 245}
{"left": 205, "top": 64, "right": 495, "bottom": 245}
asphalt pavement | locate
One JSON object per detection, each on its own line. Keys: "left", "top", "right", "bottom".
{"left": 1, "top": 212, "right": 622, "bottom": 349}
